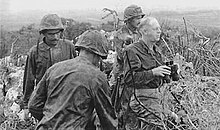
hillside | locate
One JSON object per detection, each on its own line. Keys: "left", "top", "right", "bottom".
{"left": 152, "top": 10, "right": 220, "bottom": 28}
{"left": 1, "top": 9, "right": 220, "bottom": 31}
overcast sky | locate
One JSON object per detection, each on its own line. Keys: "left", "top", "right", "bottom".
{"left": 1, "top": 0, "right": 220, "bottom": 13}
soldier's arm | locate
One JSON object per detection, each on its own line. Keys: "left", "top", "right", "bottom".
{"left": 28, "top": 71, "right": 48, "bottom": 120}
{"left": 92, "top": 75, "right": 118, "bottom": 130}
{"left": 22, "top": 49, "right": 37, "bottom": 108}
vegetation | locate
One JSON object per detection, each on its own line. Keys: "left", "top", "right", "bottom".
{"left": 0, "top": 10, "right": 220, "bottom": 129}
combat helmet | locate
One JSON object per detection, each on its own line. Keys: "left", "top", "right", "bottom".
{"left": 124, "top": 5, "right": 145, "bottom": 22}
{"left": 39, "top": 14, "right": 64, "bottom": 34}
{"left": 75, "top": 30, "right": 108, "bottom": 59}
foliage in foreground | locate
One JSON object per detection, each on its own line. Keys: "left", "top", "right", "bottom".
{"left": 161, "top": 65, "right": 220, "bottom": 129}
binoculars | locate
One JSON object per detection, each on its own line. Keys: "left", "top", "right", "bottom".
{"left": 163, "top": 61, "right": 179, "bottom": 83}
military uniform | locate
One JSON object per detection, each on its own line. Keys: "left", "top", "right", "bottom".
{"left": 28, "top": 30, "right": 117, "bottom": 130}
{"left": 110, "top": 4, "right": 145, "bottom": 86}
{"left": 110, "top": 25, "right": 141, "bottom": 86}
{"left": 23, "top": 39, "right": 76, "bottom": 107}
{"left": 28, "top": 56, "right": 117, "bottom": 130}
{"left": 22, "top": 14, "right": 77, "bottom": 108}
{"left": 110, "top": 5, "right": 145, "bottom": 130}
{"left": 123, "top": 40, "right": 166, "bottom": 129}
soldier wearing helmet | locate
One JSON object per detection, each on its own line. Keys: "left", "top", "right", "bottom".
{"left": 123, "top": 5, "right": 145, "bottom": 23}
{"left": 110, "top": 4, "right": 145, "bottom": 85}
{"left": 109, "top": 4, "right": 145, "bottom": 129}
{"left": 122, "top": 17, "right": 179, "bottom": 129}
{"left": 28, "top": 30, "right": 118, "bottom": 130}
{"left": 22, "top": 14, "right": 77, "bottom": 115}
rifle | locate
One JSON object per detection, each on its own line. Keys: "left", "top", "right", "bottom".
{"left": 111, "top": 74, "right": 122, "bottom": 113}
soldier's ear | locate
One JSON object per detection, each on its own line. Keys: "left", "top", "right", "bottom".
{"left": 140, "top": 28, "right": 148, "bottom": 35}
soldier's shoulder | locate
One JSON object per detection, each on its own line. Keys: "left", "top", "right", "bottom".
{"left": 125, "top": 40, "right": 141, "bottom": 50}
{"left": 92, "top": 70, "right": 108, "bottom": 83}
{"left": 84, "top": 64, "right": 106, "bottom": 79}
{"left": 47, "top": 58, "right": 74, "bottom": 73}
{"left": 28, "top": 44, "right": 38, "bottom": 53}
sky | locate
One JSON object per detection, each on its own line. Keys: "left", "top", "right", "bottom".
{"left": 1, "top": 0, "right": 220, "bottom": 13}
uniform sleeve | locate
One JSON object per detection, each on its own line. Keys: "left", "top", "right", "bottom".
{"left": 22, "top": 50, "right": 36, "bottom": 108}
{"left": 28, "top": 72, "right": 48, "bottom": 120}
{"left": 92, "top": 76, "right": 118, "bottom": 130}
{"left": 123, "top": 48, "right": 157, "bottom": 89}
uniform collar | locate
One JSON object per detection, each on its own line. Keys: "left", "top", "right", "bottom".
{"left": 139, "top": 40, "right": 162, "bottom": 55}
{"left": 77, "top": 55, "right": 99, "bottom": 68}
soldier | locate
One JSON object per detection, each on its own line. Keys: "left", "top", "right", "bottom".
{"left": 22, "top": 14, "right": 77, "bottom": 113}
{"left": 109, "top": 5, "right": 145, "bottom": 129}
{"left": 28, "top": 30, "right": 118, "bottom": 130}
{"left": 123, "top": 17, "right": 179, "bottom": 129}
{"left": 110, "top": 4, "right": 145, "bottom": 87}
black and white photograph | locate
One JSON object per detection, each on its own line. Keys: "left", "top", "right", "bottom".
{"left": 0, "top": 0, "right": 220, "bottom": 129}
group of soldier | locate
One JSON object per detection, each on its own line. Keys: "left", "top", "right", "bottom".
{"left": 22, "top": 4, "right": 179, "bottom": 130}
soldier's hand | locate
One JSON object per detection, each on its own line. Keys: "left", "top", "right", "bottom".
{"left": 152, "top": 65, "right": 171, "bottom": 77}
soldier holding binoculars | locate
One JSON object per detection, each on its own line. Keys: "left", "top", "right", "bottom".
{"left": 122, "top": 17, "right": 179, "bottom": 129}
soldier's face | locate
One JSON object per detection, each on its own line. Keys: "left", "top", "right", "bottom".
{"left": 44, "top": 29, "right": 61, "bottom": 43}
{"left": 129, "top": 15, "right": 142, "bottom": 28}
{"left": 146, "top": 19, "right": 161, "bottom": 42}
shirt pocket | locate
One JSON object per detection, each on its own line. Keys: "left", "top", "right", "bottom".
{"left": 35, "top": 51, "right": 50, "bottom": 73}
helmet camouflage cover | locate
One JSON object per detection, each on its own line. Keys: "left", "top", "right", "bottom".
{"left": 39, "top": 14, "right": 64, "bottom": 33}
{"left": 75, "top": 30, "right": 108, "bottom": 59}
{"left": 124, "top": 5, "right": 145, "bottom": 22}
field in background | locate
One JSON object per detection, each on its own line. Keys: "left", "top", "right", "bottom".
{"left": 1, "top": 9, "right": 220, "bottom": 31}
